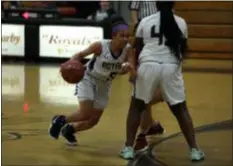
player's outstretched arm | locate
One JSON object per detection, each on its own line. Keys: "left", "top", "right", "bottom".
{"left": 71, "top": 42, "right": 102, "bottom": 61}
{"left": 119, "top": 45, "right": 137, "bottom": 78}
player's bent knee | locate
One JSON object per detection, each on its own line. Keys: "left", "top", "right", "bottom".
{"left": 86, "top": 108, "right": 103, "bottom": 128}
{"left": 87, "top": 118, "right": 100, "bottom": 128}
{"left": 78, "top": 99, "right": 95, "bottom": 115}
{"left": 83, "top": 115, "right": 101, "bottom": 129}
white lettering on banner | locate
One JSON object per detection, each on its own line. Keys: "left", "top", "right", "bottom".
{"left": 1, "top": 24, "right": 25, "bottom": 56}
{"left": 2, "top": 65, "right": 25, "bottom": 98}
{"left": 11, "top": 12, "right": 20, "bottom": 17}
{"left": 39, "top": 26, "right": 103, "bottom": 59}
{"left": 27, "top": 12, "right": 38, "bottom": 18}
{"left": 45, "top": 14, "right": 53, "bottom": 18}
{"left": 39, "top": 67, "right": 78, "bottom": 105}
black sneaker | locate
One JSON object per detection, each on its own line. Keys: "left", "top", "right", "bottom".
{"left": 146, "top": 121, "right": 165, "bottom": 136}
{"left": 49, "top": 115, "right": 66, "bottom": 139}
{"left": 134, "top": 134, "right": 148, "bottom": 152}
{"left": 61, "top": 124, "right": 77, "bottom": 146}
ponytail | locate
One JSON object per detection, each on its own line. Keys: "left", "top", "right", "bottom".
{"left": 157, "top": 2, "right": 188, "bottom": 62}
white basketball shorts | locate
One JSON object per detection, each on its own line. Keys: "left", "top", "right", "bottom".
{"left": 74, "top": 74, "right": 111, "bottom": 110}
{"left": 133, "top": 62, "right": 186, "bottom": 106}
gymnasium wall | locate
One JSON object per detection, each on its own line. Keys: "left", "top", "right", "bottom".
{"left": 175, "top": 2, "right": 233, "bottom": 60}
{"left": 128, "top": 2, "right": 233, "bottom": 60}
{"left": 2, "top": 2, "right": 233, "bottom": 62}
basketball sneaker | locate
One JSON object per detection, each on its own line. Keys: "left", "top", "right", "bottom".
{"left": 134, "top": 122, "right": 164, "bottom": 152}
{"left": 134, "top": 134, "right": 148, "bottom": 152}
{"left": 61, "top": 124, "right": 77, "bottom": 146}
{"left": 190, "top": 148, "right": 205, "bottom": 161}
{"left": 49, "top": 115, "right": 66, "bottom": 139}
{"left": 146, "top": 121, "right": 165, "bottom": 136}
{"left": 119, "top": 146, "right": 135, "bottom": 160}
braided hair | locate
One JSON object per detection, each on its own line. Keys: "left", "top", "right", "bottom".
{"left": 157, "top": 1, "right": 188, "bottom": 62}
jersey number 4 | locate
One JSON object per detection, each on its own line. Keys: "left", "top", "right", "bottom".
{"left": 150, "top": 25, "right": 163, "bottom": 45}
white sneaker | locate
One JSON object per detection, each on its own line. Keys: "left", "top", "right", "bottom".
{"left": 119, "top": 146, "right": 135, "bottom": 160}
{"left": 190, "top": 148, "right": 205, "bottom": 161}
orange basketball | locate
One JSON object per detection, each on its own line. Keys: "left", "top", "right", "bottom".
{"left": 60, "top": 59, "right": 85, "bottom": 84}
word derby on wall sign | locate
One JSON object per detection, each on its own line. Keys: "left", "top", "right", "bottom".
{"left": 1, "top": 24, "right": 25, "bottom": 56}
{"left": 39, "top": 26, "right": 104, "bottom": 59}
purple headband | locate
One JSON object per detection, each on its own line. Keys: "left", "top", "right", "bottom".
{"left": 112, "top": 24, "right": 128, "bottom": 33}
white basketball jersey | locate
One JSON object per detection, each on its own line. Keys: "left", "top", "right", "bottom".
{"left": 86, "top": 40, "right": 129, "bottom": 80}
{"left": 136, "top": 12, "right": 188, "bottom": 64}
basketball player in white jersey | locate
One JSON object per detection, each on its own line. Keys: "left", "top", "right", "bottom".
{"left": 48, "top": 16, "right": 136, "bottom": 145}
{"left": 120, "top": 2, "right": 205, "bottom": 161}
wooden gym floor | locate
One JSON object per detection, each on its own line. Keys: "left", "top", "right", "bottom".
{"left": 2, "top": 59, "right": 232, "bottom": 166}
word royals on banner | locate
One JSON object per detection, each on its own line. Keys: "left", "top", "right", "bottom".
{"left": 39, "top": 26, "right": 104, "bottom": 59}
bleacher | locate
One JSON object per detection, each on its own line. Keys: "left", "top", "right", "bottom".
{"left": 129, "top": 2, "right": 233, "bottom": 60}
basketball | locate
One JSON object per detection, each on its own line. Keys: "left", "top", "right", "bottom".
{"left": 60, "top": 59, "right": 85, "bottom": 84}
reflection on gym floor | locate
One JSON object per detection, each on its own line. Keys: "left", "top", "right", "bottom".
{"left": 2, "top": 61, "right": 232, "bottom": 166}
